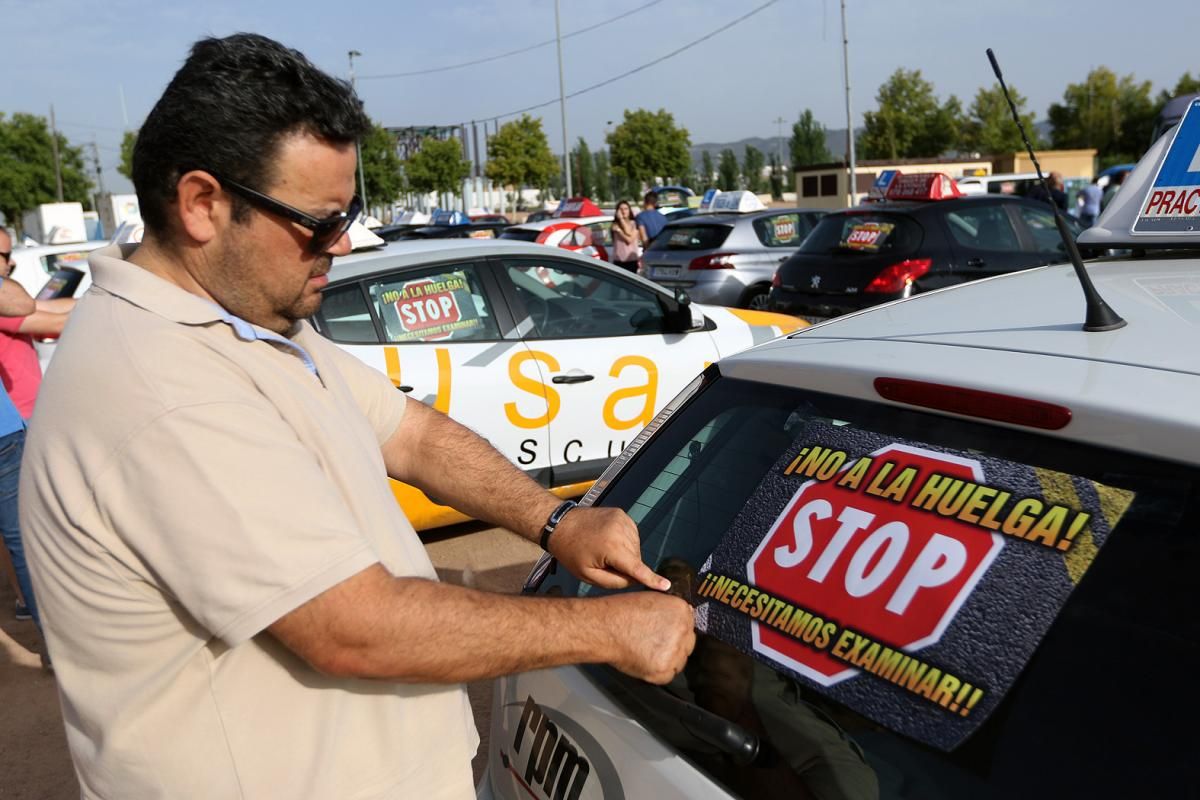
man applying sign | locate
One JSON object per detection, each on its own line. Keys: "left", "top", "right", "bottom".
{"left": 19, "top": 34, "right": 693, "bottom": 800}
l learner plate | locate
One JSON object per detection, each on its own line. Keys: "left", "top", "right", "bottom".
{"left": 653, "top": 266, "right": 682, "bottom": 279}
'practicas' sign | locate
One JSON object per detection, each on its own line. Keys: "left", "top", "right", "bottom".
{"left": 746, "top": 444, "right": 1002, "bottom": 685}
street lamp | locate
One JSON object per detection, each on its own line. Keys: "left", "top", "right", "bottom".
{"left": 348, "top": 49, "right": 369, "bottom": 215}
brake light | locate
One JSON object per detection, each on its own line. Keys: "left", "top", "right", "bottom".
{"left": 771, "top": 271, "right": 782, "bottom": 288}
{"left": 864, "top": 258, "right": 932, "bottom": 293}
{"left": 689, "top": 252, "right": 737, "bottom": 270}
{"left": 874, "top": 378, "right": 1072, "bottom": 430}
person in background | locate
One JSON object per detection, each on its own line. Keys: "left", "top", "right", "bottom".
{"left": 637, "top": 190, "right": 668, "bottom": 247}
{"left": 1078, "top": 176, "right": 1103, "bottom": 228}
{"left": 611, "top": 199, "right": 640, "bottom": 272}
{"left": 0, "top": 229, "right": 74, "bottom": 419}
{"left": 0, "top": 239, "right": 39, "bottom": 627}
{"left": 1027, "top": 172, "right": 1068, "bottom": 212}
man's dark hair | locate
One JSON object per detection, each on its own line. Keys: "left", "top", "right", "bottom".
{"left": 132, "top": 33, "right": 370, "bottom": 236}
{"left": 643, "top": 191, "right": 658, "bottom": 207}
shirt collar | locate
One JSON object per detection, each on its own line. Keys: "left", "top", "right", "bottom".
{"left": 89, "top": 243, "right": 320, "bottom": 378}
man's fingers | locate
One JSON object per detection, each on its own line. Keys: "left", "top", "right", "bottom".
{"left": 607, "top": 549, "right": 670, "bottom": 592}
{"left": 582, "top": 568, "right": 631, "bottom": 590}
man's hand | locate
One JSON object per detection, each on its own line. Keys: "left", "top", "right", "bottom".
{"left": 548, "top": 506, "right": 669, "bottom": 592}
{"left": 600, "top": 591, "right": 696, "bottom": 684}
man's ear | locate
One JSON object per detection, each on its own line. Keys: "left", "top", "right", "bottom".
{"left": 175, "top": 170, "right": 225, "bottom": 245}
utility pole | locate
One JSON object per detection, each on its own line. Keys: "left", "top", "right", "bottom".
{"left": 348, "top": 50, "right": 369, "bottom": 214}
{"left": 840, "top": 0, "right": 857, "bottom": 206}
{"left": 119, "top": 84, "right": 130, "bottom": 129}
{"left": 554, "top": 0, "right": 571, "bottom": 199}
{"left": 49, "top": 105, "right": 64, "bottom": 202}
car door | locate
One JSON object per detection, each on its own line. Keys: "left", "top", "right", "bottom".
{"left": 492, "top": 254, "right": 719, "bottom": 487}
{"left": 314, "top": 259, "right": 553, "bottom": 489}
{"left": 1012, "top": 202, "right": 1078, "bottom": 266}
{"left": 940, "top": 201, "right": 1036, "bottom": 282}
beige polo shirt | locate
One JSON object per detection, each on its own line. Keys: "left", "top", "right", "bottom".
{"left": 20, "top": 244, "right": 477, "bottom": 799}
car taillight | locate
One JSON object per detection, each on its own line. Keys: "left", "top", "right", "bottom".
{"left": 689, "top": 252, "right": 737, "bottom": 270}
{"left": 771, "top": 271, "right": 782, "bottom": 288}
{"left": 874, "top": 378, "right": 1072, "bottom": 430}
{"left": 864, "top": 258, "right": 932, "bottom": 293}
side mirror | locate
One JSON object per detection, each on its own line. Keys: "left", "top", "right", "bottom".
{"left": 661, "top": 288, "right": 698, "bottom": 333}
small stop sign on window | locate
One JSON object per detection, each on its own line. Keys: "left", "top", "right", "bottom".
{"left": 746, "top": 444, "right": 1004, "bottom": 685}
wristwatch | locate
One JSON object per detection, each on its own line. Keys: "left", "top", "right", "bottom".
{"left": 539, "top": 500, "right": 578, "bottom": 551}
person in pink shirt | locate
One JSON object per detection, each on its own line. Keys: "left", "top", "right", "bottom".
{"left": 0, "top": 229, "right": 75, "bottom": 418}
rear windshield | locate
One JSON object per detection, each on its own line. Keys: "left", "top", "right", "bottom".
{"left": 539, "top": 375, "right": 1198, "bottom": 798}
{"left": 753, "top": 213, "right": 812, "bottom": 247}
{"left": 799, "top": 212, "right": 922, "bottom": 255}
{"left": 647, "top": 224, "right": 733, "bottom": 252}
{"left": 499, "top": 228, "right": 540, "bottom": 243}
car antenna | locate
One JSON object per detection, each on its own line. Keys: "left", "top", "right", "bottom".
{"left": 986, "top": 48, "right": 1126, "bottom": 332}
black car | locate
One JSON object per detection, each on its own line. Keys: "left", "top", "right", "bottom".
{"left": 380, "top": 221, "right": 510, "bottom": 241}
{"left": 769, "top": 195, "right": 1085, "bottom": 318}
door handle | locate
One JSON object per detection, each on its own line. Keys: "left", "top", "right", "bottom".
{"left": 552, "top": 373, "right": 594, "bottom": 384}
{"left": 966, "top": 257, "right": 986, "bottom": 267}
{"left": 396, "top": 385, "right": 414, "bottom": 393}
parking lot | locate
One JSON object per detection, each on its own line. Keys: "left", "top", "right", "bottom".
{"left": 0, "top": 524, "right": 542, "bottom": 799}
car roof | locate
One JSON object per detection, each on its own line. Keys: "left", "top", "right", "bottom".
{"left": 673, "top": 208, "right": 824, "bottom": 225}
{"left": 506, "top": 215, "right": 612, "bottom": 232}
{"left": 767, "top": 256, "right": 1199, "bottom": 375}
{"left": 829, "top": 195, "right": 1032, "bottom": 215}
{"left": 329, "top": 237, "right": 649, "bottom": 285}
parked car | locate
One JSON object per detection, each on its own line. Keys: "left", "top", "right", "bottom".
{"left": 482, "top": 168, "right": 1200, "bottom": 800}
{"left": 312, "top": 238, "right": 805, "bottom": 530}
{"left": 769, "top": 174, "right": 1085, "bottom": 319}
{"left": 642, "top": 208, "right": 825, "bottom": 310}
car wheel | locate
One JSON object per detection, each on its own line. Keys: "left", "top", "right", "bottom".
{"left": 742, "top": 286, "right": 770, "bottom": 310}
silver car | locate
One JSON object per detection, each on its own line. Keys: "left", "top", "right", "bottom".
{"left": 641, "top": 209, "right": 824, "bottom": 310}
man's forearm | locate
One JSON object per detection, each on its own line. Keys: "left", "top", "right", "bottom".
{"left": 271, "top": 565, "right": 621, "bottom": 683}
{"left": 383, "top": 400, "right": 560, "bottom": 542}
{"left": 0, "top": 279, "right": 35, "bottom": 318}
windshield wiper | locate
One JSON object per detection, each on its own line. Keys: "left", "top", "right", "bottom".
{"left": 586, "top": 665, "right": 762, "bottom": 766}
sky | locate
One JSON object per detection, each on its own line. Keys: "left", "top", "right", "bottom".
{"left": 4, "top": 0, "right": 1197, "bottom": 195}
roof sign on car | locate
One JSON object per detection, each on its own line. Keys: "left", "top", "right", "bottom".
{"left": 884, "top": 172, "right": 964, "bottom": 202}
{"left": 869, "top": 169, "right": 900, "bottom": 200}
{"left": 554, "top": 197, "right": 603, "bottom": 218}
{"left": 1133, "top": 98, "right": 1200, "bottom": 235}
{"left": 700, "top": 188, "right": 720, "bottom": 209}
{"left": 430, "top": 209, "right": 469, "bottom": 226}
{"left": 705, "top": 190, "right": 767, "bottom": 213}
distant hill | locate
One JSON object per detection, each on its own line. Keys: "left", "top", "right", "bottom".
{"left": 691, "top": 120, "right": 1056, "bottom": 170}
{"left": 691, "top": 130, "right": 854, "bottom": 169}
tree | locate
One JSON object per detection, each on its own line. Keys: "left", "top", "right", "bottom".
{"left": 1048, "top": 67, "right": 1155, "bottom": 166}
{"left": 593, "top": 149, "right": 612, "bottom": 202}
{"left": 790, "top": 109, "right": 831, "bottom": 166}
{"left": 768, "top": 153, "right": 785, "bottom": 200}
{"left": 960, "top": 83, "right": 1039, "bottom": 155}
{"left": 700, "top": 151, "right": 715, "bottom": 188}
{"left": 0, "top": 112, "right": 92, "bottom": 230}
{"left": 572, "top": 137, "right": 594, "bottom": 198}
{"left": 118, "top": 130, "right": 137, "bottom": 181}
{"left": 858, "top": 69, "right": 963, "bottom": 159}
{"left": 360, "top": 123, "right": 404, "bottom": 206}
{"left": 404, "top": 136, "right": 471, "bottom": 197}
{"left": 485, "top": 115, "right": 560, "bottom": 193}
{"left": 607, "top": 108, "right": 691, "bottom": 187}
{"left": 717, "top": 149, "right": 740, "bottom": 191}
{"left": 742, "top": 145, "right": 765, "bottom": 194}
{"left": 1159, "top": 72, "right": 1200, "bottom": 104}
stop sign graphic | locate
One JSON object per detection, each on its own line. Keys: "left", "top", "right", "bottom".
{"left": 746, "top": 444, "right": 1003, "bottom": 685}
{"left": 394, "top": 280, "right": 462, "bottom": 340}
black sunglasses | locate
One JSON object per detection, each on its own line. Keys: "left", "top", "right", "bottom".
{"left": 210, "top": 172, "right": 362, "bottom": 253}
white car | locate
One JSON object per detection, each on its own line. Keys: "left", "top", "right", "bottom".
{"left": 315, "top": 238, "right": 806, "bottom": 529}
{"left": 478, "top": 110, "right": 1200, "bottom": 798}
{"left": 8, "top": 240, "right": 107, "bottom": 291}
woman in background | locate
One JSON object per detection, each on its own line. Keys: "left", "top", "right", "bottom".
{"left": 611, "top": 200, "right": 640, "bottom": 273}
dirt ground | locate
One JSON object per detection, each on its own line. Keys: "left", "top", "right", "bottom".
{"left": 0, "top": 524, "right": 541, "bottom": 799}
